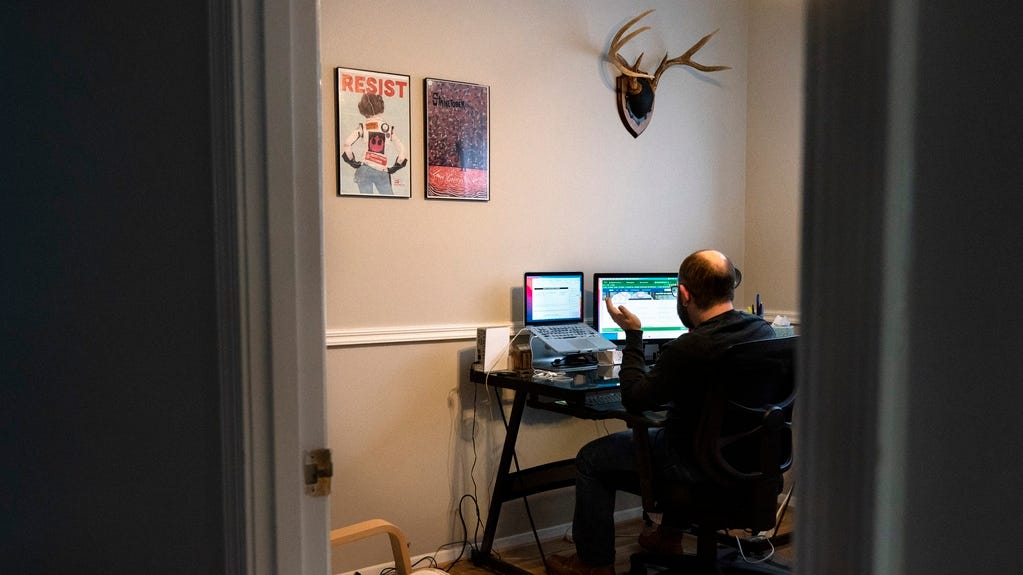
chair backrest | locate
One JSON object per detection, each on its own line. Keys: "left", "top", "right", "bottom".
{"left": 694, "top": 336, "right": 797, "bottom": 487}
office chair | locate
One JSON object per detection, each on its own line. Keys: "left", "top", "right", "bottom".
{"left": 629, "top": 336, "right": 797, "bottom": 575}
{"left": 330, "top": 519, "right": 449, "bottom": 575}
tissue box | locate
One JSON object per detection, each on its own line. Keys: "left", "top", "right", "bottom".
{"left": 771, "top": 315, "right": 795, "bottom": 337}
{"left": 773, "top": 325, "right": 796, "bottom": 337}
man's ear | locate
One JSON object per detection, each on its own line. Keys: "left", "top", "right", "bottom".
{"left": 678, "top": 285, "right": 692, "bottom": 306}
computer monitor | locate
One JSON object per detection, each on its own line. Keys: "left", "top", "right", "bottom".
{"left": 524, "top": 272, "right": 585, "bottom": 325}
{"left": 593, "top": 272, "right": 688, "bottom": 345}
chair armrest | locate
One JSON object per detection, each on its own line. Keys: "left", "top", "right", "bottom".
{"left": 330, "top": 519, "right": 413, "bottom": 575}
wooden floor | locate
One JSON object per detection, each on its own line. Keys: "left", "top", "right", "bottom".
{"left": 448, "top": 514, "right": 794, "bottom": 575}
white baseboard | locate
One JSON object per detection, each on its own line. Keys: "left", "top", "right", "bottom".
{"left": 334, "top": 507, "right": 644, "bottom": 575}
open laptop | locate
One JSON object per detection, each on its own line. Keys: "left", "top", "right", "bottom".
{"left": 524, "top": 272, "right": 616, "bottom": 356}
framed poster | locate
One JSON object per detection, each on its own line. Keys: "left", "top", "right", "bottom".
{"left": 335, "top": 67, "right": 411, "bottom": 197}
{"left": 424, "top": 78, "right": 490, "bottom": 201}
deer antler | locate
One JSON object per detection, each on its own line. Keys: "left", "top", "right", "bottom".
{"left": 650, "top": 28, "right": 731, "bottom": 91}
{"left": 609, "top": 9, "right": 656, "bottom": 82}
{"left": 608, "top": 9, "right": 730, "bottom": 93}
{"left": 608, "top": 9, "right": 657, "bottom": 96}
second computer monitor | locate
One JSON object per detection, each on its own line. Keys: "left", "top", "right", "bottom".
{"left": 593, "top": 272, "right": 688, "bottom": 345}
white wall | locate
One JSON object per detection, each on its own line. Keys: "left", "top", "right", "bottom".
{"left": 320, "top": 1, "right": 801, "bottom": 572}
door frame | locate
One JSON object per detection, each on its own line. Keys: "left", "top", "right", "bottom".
{"left": 212, "top": 0, "right": 328, "bottom": 572}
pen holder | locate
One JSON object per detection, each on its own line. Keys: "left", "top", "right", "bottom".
{"left": 509, "top": 341, "right": 533, "bottom": 373}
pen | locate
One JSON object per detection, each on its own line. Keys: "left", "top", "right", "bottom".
{"left": 755, "top": 293, "right": 763, "bottom": 318}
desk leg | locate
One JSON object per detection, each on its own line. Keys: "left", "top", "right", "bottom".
{"left": 477, "top": 388, "right": 527, "bottom": 558}
{"left": 472, "top": 389, "right": 542, "bottom": 575}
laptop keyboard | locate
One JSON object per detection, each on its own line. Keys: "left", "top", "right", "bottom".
{"left": 532, "top": 324, "right": 592, "bottom": 339}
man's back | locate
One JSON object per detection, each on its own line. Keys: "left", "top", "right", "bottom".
{"left": 622, "top": 309, "right": 776, "bottom": 458}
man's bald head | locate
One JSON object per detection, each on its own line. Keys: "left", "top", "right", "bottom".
{"left": 679, "top": 250, "right": 741, "bottom": 308}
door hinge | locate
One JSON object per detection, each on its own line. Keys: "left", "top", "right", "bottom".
{"left": 304, "top": 448, "right": 332, "bottom": 496}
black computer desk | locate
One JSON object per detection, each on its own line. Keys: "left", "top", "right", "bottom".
{"left": 467, "top": 364, "right": 665, "bottom": 575}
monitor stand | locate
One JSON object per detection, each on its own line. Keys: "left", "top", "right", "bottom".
{"left": 644, "top": 343, "right": 659, "bottom": 364}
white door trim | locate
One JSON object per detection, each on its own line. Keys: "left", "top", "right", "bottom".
{"left": 212, "top": 0, "right": 328, "bottom": 572}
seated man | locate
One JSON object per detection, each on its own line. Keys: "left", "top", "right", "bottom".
{"left": 546, "top": 249, "right": 775, "bottom": 575}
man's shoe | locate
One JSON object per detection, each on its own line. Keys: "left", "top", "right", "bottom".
{"left": 637, "top": 524, "right": 686, "bottom": 555}
{"left": 545, "top": 553, "right": 614, "bottom": 575}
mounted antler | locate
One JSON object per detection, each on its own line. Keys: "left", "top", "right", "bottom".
{"left": 608, "top": 9, "right": 731, "bottom": 137}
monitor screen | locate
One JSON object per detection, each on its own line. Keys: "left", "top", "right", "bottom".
{"left": 593, "top": 273, "right": 688, "bottom": 343}
{"left": 524, "top": 272, "right": 584, "bottom": 325}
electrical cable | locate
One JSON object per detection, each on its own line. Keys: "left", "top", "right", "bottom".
{"left": 378, "top": 553, "right": 439, "bottom": 575}
{"left": 468, "top": 379, "right": 485, "bottom": 549}
{"left": 732, "top": 530, "right": 776, "bottom": 564}
{"left": 491, "top": 382, "right": 550, "bottom": 572}
{"left": 452, "top": 329, "right": 530, "bottom": 567}
{"left": 463, "top": 328, "right": 552, "bottom": 569}
{"left": 772, "top": 480, "right": 794, "bottom": 539}
{"left": 437, "top": 493, "right": 483, "bottom": 570}
{"left": 438, "top": 380, "right": 496, "bottom": 572}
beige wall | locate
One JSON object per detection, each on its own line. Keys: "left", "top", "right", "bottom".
{"left": 745, "top": 0, "right": 805, "bottom": 318}
{"left": 321, "top": 1, "right": 803, "bottom": 572}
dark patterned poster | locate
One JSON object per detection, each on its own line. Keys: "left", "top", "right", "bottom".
{"left": 336, "top": 68, "right": 411, "bottom": 198}
{"left": 424, "top": 78, "right": 490, "bottom": 201}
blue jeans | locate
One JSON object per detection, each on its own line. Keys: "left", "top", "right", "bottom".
{"left": 572, "top": 429, "right": 699, "bottom": 565}
{"left": 353, "top": 165, "right": 393, "bottom": 195}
